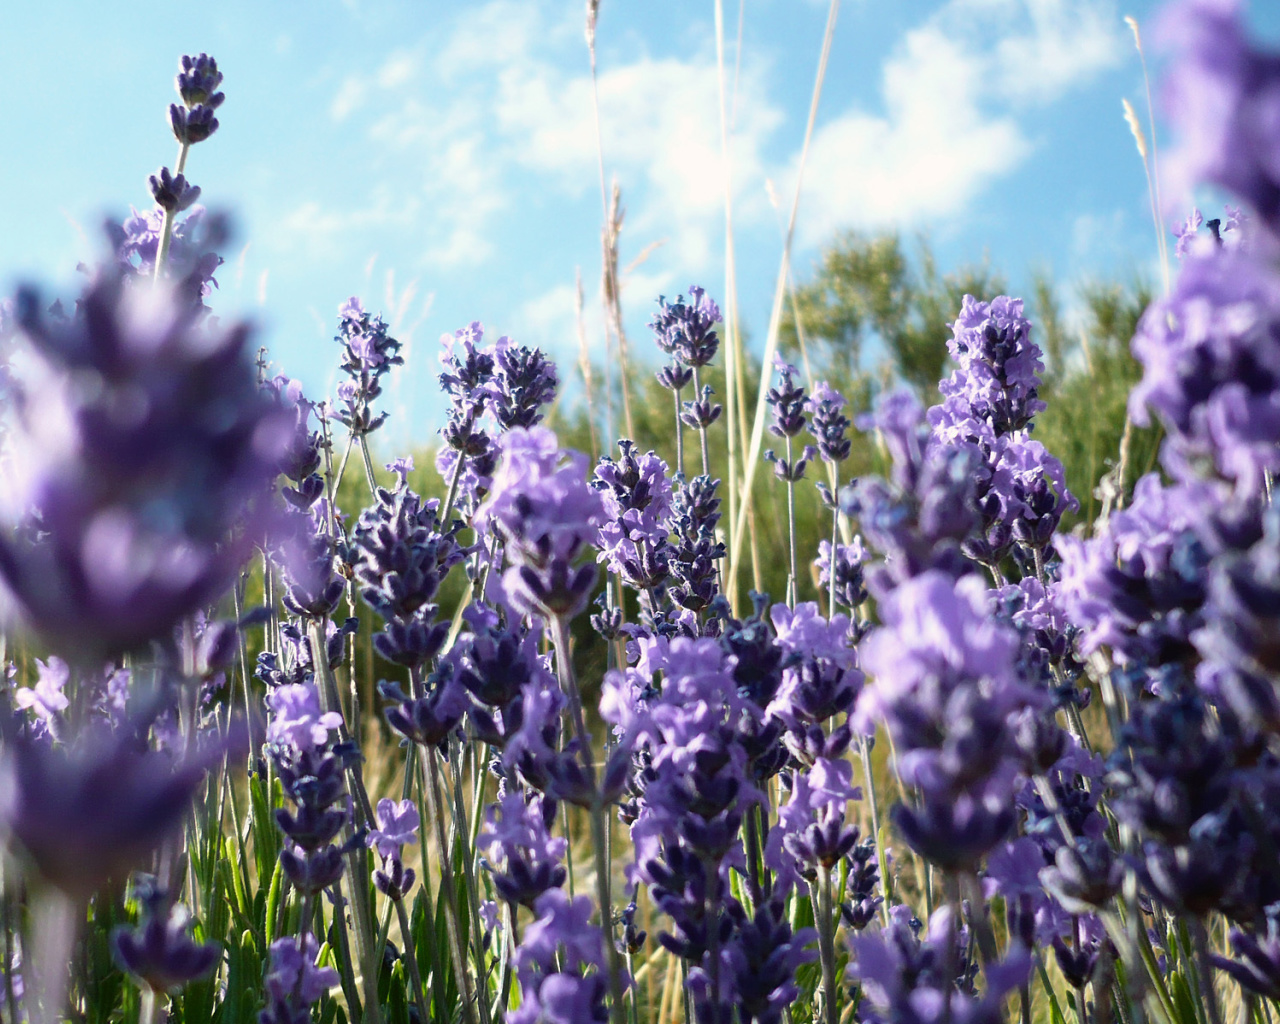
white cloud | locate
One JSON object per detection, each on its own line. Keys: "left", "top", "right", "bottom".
{"left": 796, "top": 0, "right": 1123, "bottom": 242}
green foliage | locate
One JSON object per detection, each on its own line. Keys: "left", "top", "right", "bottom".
{"left": 779, "top": 230, "right": 1007, "bottom": 396}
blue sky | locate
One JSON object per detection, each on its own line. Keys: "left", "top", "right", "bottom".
{"left": 3, "top": 0, "right": 1277, "bottom": 452}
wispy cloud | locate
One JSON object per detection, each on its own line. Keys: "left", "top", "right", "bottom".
{"left": 795, "top": 0, "right": 1123, "bottom": 242}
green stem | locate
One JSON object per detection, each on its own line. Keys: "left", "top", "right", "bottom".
{"left": 423, "top": 746, "right": 479, "bottom": 1024}
{"left": 1194, "top": 918, "right": 1224, "bottom": 1024}
{"left": 815, "top": 865, "right": 839, "bottom": 1024}
{"left": 394, "top": 896, "right": 431, "bottom": 1024}
{"left": 548, "top": 614, "right": 627, "bottom": 1024}
{"left": 785, "top": 435, "right": 797, "bottom": 609}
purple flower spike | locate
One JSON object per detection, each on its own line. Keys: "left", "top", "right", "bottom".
{"left": 1129, "top": 248, "right": 1280, "bottom": 495}
{"left": 487, "top": 334, "right": 558, "bottom": 431}
{"left": 650, "top": 286, "right": 722, "bottom": 369}
{"left": 0, "top": 271, "right": 288, "bottom": 661}
{"left": 807, "top": 381, "right": 852, "bottom": 463}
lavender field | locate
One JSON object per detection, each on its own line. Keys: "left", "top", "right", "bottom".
{"left": 2, "top": 2, "right": 1280, "bottom": 1024}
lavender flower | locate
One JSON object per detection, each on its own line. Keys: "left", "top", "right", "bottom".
{"left": 368, "top": 798, "right": 419, "bottom": 900}
{"left": 0, "top": 722, "right": 228, "bottom": 898}
{"left": 331, "top": 298, "right": 402, "bottom": 438}
{"left": 509, "top": 890, "right": 609, "bottom": 1024}
{"left": 475, "top": 427, "right": 605, "bottom": 618}
{"left": 112, "top": 889, "right": 220, "bottom": 993}
{"left": 849, "top": 905, "right": 1030, "bottom": 1024}
{"left": 807, "top": 381, "right": 852, "bottom": 464}
{"left": 936, "top": 294, "right": 1045, "bottom": 437}
{"left": 479, "top": 790, "right": 567, "bottom": 909}
{"left": 594, "top": 441, "right": 674, "bottom": 590}
{"left": 0, "top": 270, "right": 288, "bottom": 660}
{"left": 487, "top": 334, "right": 558, "bottom": 431}
{"left": 857, "top": 573, "right": 1035, "bottom": 870}
{"left": 349, "top": 472, "right": 464, "bottom": 668}
{"left": 259, "top": 934, "right": 338, "bottom": 1024}
{"left": 1159, "top": 0, "right": 1280, "bottom": 234}
{"left": 668, "top": 475, "right": 725, "bottom": 613}
{"left": 168, "top": 54, "right": 224, "bottom": 146}
{"left": 1129, "top": 247, "right": 1280, "bottom": 495}
{"left": 815, "top": 538, "right": 869, "bottom": 616}
{"left": 650, "top": 286, "right": 722, "bottom": 369}
{"left": 148, "top": 167, "right": 201, "bottom": 213}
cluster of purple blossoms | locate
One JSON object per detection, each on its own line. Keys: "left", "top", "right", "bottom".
{"left": 478, "top": 789, "right": 567, "bottom": 910}
{"left": 0, "top": 269, "right": 288, "bottom": 662}
{"left": 857, "top": 574, "right": 1037, "bottom": 870}
{"left": 259, "top": 934, "right": 339, "bottom": 1024}
{"left": 849, "top": 905, "right": 1029, "bottom": 1024}
{"left": 349, "top": 459, "right": 465, "bottom": 669}
{"left": 451, "top": 600, "right": 555, "bottom": 752}
{"left": 332, "top": 298, "right": 403, "bottom": 439}
{"left": 437, "top": 323, "right": 499, "bottom": 516}
{"left": 927, "top": 295, "right": 1076, "bottom": 566}
{"left": 840, "top": 391, "right": 980, "bottom": 597}
{"left": 593, "top": 440, "right": 674, "bottom": 593}
{"left": 508, "top": 891, "right": 610, "bottom": 1024}
{"left": 651, "top": 286, "right": 722, "bottom": 373}
{"left": 475, "top": 427, "right": 606, "bottom": 619}
{"left": 169, "top": 53, "right": 224, "bottom": 148}
{"left": 807, "top": 381, "right": 853, "bottom": 467}
{"left": 612, "top": 639, "right": 763, "bottom": 1017}
{"left": 1160, "top": 0, "right": 1280, "bottom": 236}
{"left": 764, "top": 359, "right": 815, "bottom": 484}
{"left": 367, "top": 798, "right": 419, "bottom": 901}
{"left": 112, "top": 881, "right": 220, "bottom": 994}
{"left": 1129, "top": 243, "right": 1280, "bottom": 497}
{"left": 264, "top": 680, "right": 352, "bottom": 897}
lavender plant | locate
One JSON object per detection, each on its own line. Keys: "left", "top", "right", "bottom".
{"left": 8, "top": 7, "right": 1280, "bottom": 1024}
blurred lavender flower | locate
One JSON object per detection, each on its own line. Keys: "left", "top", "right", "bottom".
{"left": 509, "top": 890, "right": 609, "bottom": 1024}
{"left": 0, "top": 722, "right": 229, "bottom": 898}
{"left": 1129, "top": 247, "right": 1280, "bottom": 495}
{"left": 0, "top": 270, "right": 288, "bottom": 660}
{"left": 841, "top": 391, "right": 979, "bottom": 597}
{"left": 1055, "top": 474, "right": 1211, "bottom": 665}
{"left": 475, "top": 427, "right": 605, "bottom": 618}
{"left": 273, "top": 501, "right": 346, "bottom": 621}
{"left": 850, "top": 904, "right": 1030, "bottom": 1024}
{"left": 112, "top": 887, "right": 220, "bottom": 993}
{"left": 857, "top": 573, "right": 1035, "bottom": 870}
{"left": 1210, "top": 914, "right": 1280, "bottom": 1000}
{"left": 260, "top": 934, "right": 338, "bottom": 1024}
{"left": 1159, "top": 0, "right": 1280, "bottom": 234}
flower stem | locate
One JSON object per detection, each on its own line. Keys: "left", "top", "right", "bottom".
{"left": 785, "top": 435, "right": 797, "bottom": 608}
{"left": 548, "top": 614, "right": 627, "bottom": 1024}
{"left": 815, "top": 865, "right": 839, "bottom": 1024}
{"left": 423, "top": 746, "right": 480, "bottom": 1024}
{"left": 394, "top": 895, "right": 431, "bottom": 1024}
{"left": 28, "top": 887, "right": 78, "bottom": 1024}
